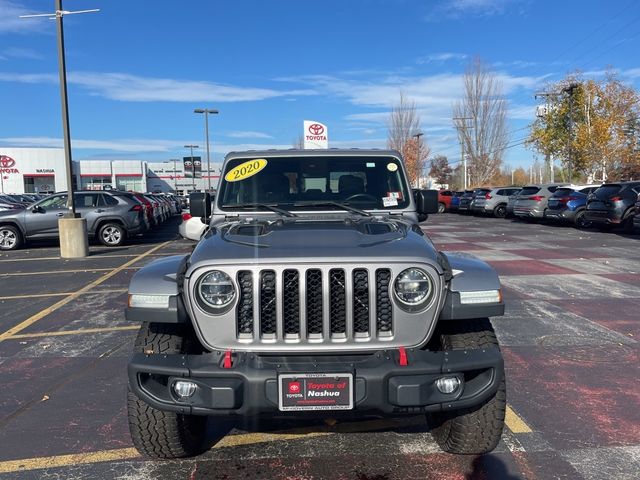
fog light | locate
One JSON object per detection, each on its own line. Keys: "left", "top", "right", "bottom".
{"left": 173, "top": 380, "right": 197, "bottom": 398}
{"left": 436, "top": 376, "right": 461, "bottom": 394}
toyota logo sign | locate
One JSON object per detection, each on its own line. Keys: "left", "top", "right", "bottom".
{"left": 0, "top": 155, "right": 15, "bottom": 169}
{"left": 308, "top": 123, "right": 324, "bottom": 136}
{"left": 0, "top": 155, "right": 19, "bottom": 174}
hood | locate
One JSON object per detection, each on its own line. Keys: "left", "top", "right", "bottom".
{"left": 188, "top": 216, "right": 439, "bottom": 267}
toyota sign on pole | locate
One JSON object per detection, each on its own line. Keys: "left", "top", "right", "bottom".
{"left": 303, "top": 120, "right": 328, "bottom": 149}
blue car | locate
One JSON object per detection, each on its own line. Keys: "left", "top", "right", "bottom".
{"left": 449, "top": 191, "right": 465, "bottom": 212}
{"left": 544, "top": 186, "right": 600, "bottom": 228}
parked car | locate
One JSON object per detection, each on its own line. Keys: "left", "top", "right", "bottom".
{"left": 178, "top": 212, "right": 207, "bottom": 240}
{"left": 472, "top": 187, "right": 521, "bottom": 218}
{"left": 448, "top": 191, "right": 465, "bottom": 212}
{"left": 634, "top": 193, "right": 640, "bottom": 231}
{"left": 468, "top": 188, "right": 492, "bottom": 214}
{"left": 513, "top": 183, "right": 569, "bottom": 220}
{"left": 437, "top": 190, "right": 454, "bottom": 213}
{"left": 585, "top": 181, "right": 640, "bottom": 232}
{"left": 544, "top": 185, "right": 600, "bottom": 228}
{"left": 456, "top": 190, "right": 477, "bottom": 213}
{"left": 0, "top": 190, "right": 147, "bottom": 250}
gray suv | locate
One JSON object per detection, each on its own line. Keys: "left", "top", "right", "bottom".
{"left": 472, "top": 187, "right": 521, "bottom": 218}
{"left": 0, "top": 190, "right": 147, "bottom": 250}
{"left": 513, "top": 183, "right": 569, "bottom": 219}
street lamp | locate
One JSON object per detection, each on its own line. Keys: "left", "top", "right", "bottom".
{"left": 20, "top": 1, "right": 99, "bottom": 258}
{"left": 194, "top": 109, "right": 218, "bottom": 192}
{"left": 184, "top": 145, "right": 199, "bottom": 193}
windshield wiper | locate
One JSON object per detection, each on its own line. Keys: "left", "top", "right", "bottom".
{"left": 222, "top": 203, "right": 297, "bottom": 217}
{"left": 293, "top": 201, "right": 371, "bottom": 217}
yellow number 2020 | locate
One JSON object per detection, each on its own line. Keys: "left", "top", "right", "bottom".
{"left": 224, "top": 159, "right": 268, "bottom": 183}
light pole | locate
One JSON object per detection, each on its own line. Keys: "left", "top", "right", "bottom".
{"left": 453, "top": 117, "right": 473, "bottom": 189}
{"left": 20, "top": 1, "right": 99, "bottom": 258}
{"left": 194, "top": 109, "right": 218, "bottom": 192}
{"left": 184, "top": 145, "right": 199, "bottom": 193}
{"left": 164, "top": 159, "right": 179, "bottom": 192}
{"left": 412, "top": 132, "right": 423, "bottom": 188}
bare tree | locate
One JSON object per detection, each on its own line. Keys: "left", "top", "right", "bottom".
{"left": 453, "top": 58, "right": 509, "bottom": 186}
{"left": 292, "top": 134, "right": 304, "bottom": 149}
{"left": 387, "top": 92, "right": 429, "bottom": 186}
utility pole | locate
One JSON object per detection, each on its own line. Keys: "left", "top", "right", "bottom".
{"left": 563, "top": 83, "right": 580, "bottom": 184}
{"left": 412, "top": 132, "right": 423, "bottom": 188}
{"left": 453, "top": 117, "right": 473, "bottom": 189}
{"left": 184, "top": 145, "right": 199, "bottom": 193}
{"left": 20, "top": 2, "right": 99, "bottom": 259}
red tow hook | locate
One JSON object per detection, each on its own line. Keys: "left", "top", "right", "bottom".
{"left": 398, "top": 346, "right": 408, "bottom": 366}
{"left": 223, "top": 350, "right": 233, "bottom": 369}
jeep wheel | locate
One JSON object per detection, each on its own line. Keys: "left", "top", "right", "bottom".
{"left": 98, "top": 223, "right": 126, "bottom": 247}
{"left": 438, "top": 203, "right": 446, "bottom": 214}
{"left": 127, "top": 323, "right": 208, "bottom": 459}
{"left": 0, "top": 225, "right": 22, "bottom": 251}
{"left": 493, "top": 204, "right": 507, "bottom": 218}
{"left": 426, "top": 318, "right": 506, "bottom": 455}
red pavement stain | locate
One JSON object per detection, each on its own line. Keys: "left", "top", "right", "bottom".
{"left": 548, "top": 298, "right": 640, "bottom": 339}
{"left": 599, "top": 273, "right": 640, "bottom": 287}
{"left": 488, "top": 260, "right": 580, "bottom": 276}
{"left": 503, "top": 346, "right": 640, "bottom": 450}
{"left": 501, "top": 285, "right": 534, "bottom": 300}
{"left": 504, "top": 248, "right": 610, "bottom": 259}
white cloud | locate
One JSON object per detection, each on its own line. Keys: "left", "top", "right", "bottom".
{"left": 417, "top": 52, "right": 468, "bottom": 64}
{"left": 0, "top": 71, "right": 317, "bottom": 103}
{"left": 225, "top": 131, "right": 273, "bottom": 139}
{"left": 2, "top": 47, "right": 43, "bottom": 60}
{"left": 0, "top": 1, "right": 50, "bottom": 34}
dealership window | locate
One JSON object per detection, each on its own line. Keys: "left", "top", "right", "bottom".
{"left": 81, "top": 176, "right": 112, "bottom": 191}
{"left": 116, "top": 176, "right": 143, "bottom": 192}
{"left": 24, "top": 176, "right": 55, "bottom": 194}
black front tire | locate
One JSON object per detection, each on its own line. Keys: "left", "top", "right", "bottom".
{"left": 574, "top": 210, "right": 591, "bottom": 229}
{"left": 426, "top": 319, "right": 506, "bottom": 455}
{"left": 493, "top": 204, "right": 507, "bottom": 218}
{"left": 127, "top": 323, "right": 208, "bottom": 459}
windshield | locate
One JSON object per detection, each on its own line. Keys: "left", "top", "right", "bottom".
{"left": 218, "top": 156, "right": 411, "bottom": 211}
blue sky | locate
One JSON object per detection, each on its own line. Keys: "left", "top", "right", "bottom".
{"left": 1, "top": 0, "right": 640, "bottom": 170}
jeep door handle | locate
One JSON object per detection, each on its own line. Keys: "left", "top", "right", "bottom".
{"left": 95, "top": 209, "right": 105, "bottom": 213}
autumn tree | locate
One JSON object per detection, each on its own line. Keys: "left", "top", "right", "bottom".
{"left": 528, "top": 72, "right": 640, "bottom": 181}
{"left": 453, "top": 57, "right": 509, "bottom": 186}
{"left": 387, "top": 92, "right": 430, "bottom": 186}
{"left": 429, "top": 155, "right": 452, "bottom": 185}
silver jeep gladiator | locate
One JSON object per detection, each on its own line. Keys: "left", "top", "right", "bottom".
{"left": 125, "top": 149, "right": 506, "bottom": 458}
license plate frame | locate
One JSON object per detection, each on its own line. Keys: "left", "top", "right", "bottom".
{"left": 278, "top": 373, "right": 354, "bottom": 412}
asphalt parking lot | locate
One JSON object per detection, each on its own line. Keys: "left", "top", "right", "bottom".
{"left": 0, "top": 214, "right": 638, "bottom": 480}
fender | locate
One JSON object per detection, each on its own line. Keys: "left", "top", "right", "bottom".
{"left": 438, "top": 252, "right": 504, "bottom": 320}
{"left": 125, "top": 254, "right": 190, "bottom": 323}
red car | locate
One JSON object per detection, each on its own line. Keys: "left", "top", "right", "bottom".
{"left": 437, "top": 190, "right": 454, "bottom": 213}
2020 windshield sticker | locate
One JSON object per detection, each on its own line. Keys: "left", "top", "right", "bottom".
{"left": 224, "top": 159, "right": 268, "bottom": 182}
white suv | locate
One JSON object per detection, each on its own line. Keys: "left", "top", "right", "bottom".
{"left": 472, "top": 187, "right": 521, "bottom": 218}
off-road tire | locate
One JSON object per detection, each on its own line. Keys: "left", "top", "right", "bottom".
{"left": 438, "top": 202, "right": 446, "bottom": 214}
{"left": 426, "top": 318, "right": 506, "bottom": 455}
{"left": 127, "top": 323, "right": 208, "bottom": 459}
{"left": 0, "top": 225, "right": 22, "bottom": 251}
{"left": 493, "top": 204, "right": 507, "bottom": 218}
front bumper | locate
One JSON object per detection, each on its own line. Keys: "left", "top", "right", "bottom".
{"left": 128, "top": 348, "right": 503, "bottom": 416}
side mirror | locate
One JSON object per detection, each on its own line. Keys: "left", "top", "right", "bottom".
{"left": 32, "top": 205, "right": 44, "bottom": 214}
{"left": 189, "top": 192, "right": 211, "bottom": 219}
{"left": 415, "top": 190, "right": 439, "bottom": 215}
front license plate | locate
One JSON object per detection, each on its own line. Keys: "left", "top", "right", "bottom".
{"left": 278, "top": 373, "right": 353, "bottom": 411}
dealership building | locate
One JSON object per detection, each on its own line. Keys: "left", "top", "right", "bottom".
{"left": 0, "top": 147, "right": 222, "bottom": 195}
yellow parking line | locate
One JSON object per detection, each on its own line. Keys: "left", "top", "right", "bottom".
{"left": 0, "top": 408, "right": 530, "bottom": 473}
{"left": 0, "top": 241, "right": 170, "bottom": 343}
{"left": 9, "top": 325, "right": 140, "bottom": 340}
{"left": 0, "top": 253, "right": 171, "bottom": 263}
{"left": 0, "top": 288, "right": 128, "bottom": 301}
{"left": 0, "top": 267, "right": 141, "bottom": 277}
{"left": 505, "top": 405, "right": 533, "bottom": 433}
{"left": 0, "top": 448, "right": 140, "bottom": 474}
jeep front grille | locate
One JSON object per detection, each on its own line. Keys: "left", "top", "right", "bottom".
{"left": 236, "top": 267, "right": 393, "bottom": 341}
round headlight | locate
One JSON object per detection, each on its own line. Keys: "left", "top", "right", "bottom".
{"left": 394, "top": 268, "right": 432, "bottom": 306}
{"left": 198, "top": 271, "right": 235, "bottom": 309}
